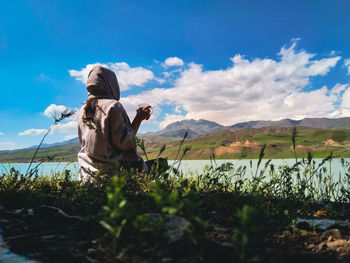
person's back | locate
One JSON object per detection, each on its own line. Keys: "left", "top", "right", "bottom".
{"left": 78, "top": 65, "right": 144, "bottom": 181}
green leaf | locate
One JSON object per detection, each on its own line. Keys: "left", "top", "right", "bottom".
{"left": 100, "top": 220, "right": 115, "bottom": 234}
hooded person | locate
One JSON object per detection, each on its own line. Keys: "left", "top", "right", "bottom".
{"left": 77, "top": 65, "right": 151, "bottom": 182}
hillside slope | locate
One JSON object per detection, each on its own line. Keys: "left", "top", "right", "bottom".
{"left": 141, "top": 126, "right": 350, "bottom": 160}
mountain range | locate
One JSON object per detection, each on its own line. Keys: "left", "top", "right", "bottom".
{"left": 1, "top": 117, "right": 349, "bottom": 162}
{"left": 146, "top": 117, "right": 350, "bottom": 138}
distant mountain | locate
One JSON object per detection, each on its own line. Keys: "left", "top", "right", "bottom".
{"left": 25, "top": 137, "right": 78, "bottom": 150}
{"left": 0, "top": 138, "right": 80, "bottom": 163}
{"left": 146, "top": 119, "right": 223, "bottom": 138}
{"left": 144, "top": 117, "right": 350, "bottom": 140}
{"left": 1, "top": 117, "right": 350, "bottom": 162}
{"left": 229, "top": 117, "right": 350, "bottom": 131}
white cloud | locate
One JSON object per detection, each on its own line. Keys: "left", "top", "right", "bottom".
{"left": 174, "top": 105, "right": 182, "bottom": 114}
{"left": 0, "top": 141, "right": 15, "bottom": 150}
{"left": 122, "top": 41, "right": 343, "bottom": 126}
{"left": 330, "top": 83, "right": 347, "bottom": 96}
{"left": 0, "top": 132, "right": 3, "bottom": 135}
{"left": 163, "top": 57, "right": 184, "bottom": 67}
{"left": 43, "top": 104, "right": 78, "bottom": 122}
{"left": 44, "top": 104, "right": 69, "bottom": 118}
{"left": 341, "top": 87, "right": 350, "bottom": 109}
{"left": 159, "top": 114, "right": 188, "bottom": 129}
{"left": 69, "top": 63, "right": 106, "bottom": 84}
{"left": 147, "top": 106, "right": 162, "bottom": 124}
{"left": 69, "top": 62, "right": 157, "bottom": 91}
{"left": 19, "top": 129, "right": 48, "bottom": 136}
{"left": 64, "top": 134, "right": 78, "bottom": 141}
{"left": 344, "top": 59, "right": 350, "bottom": 75}
{"left": 52, "top": 121, "right": 78, "bottom": 134}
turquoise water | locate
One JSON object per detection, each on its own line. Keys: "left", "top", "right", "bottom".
{"left": 1, "top": 158, "right": 349, "bottom": 180}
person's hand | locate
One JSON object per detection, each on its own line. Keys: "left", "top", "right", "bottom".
{"left": 136, "top": 105, "right": 151, "bottom": 121}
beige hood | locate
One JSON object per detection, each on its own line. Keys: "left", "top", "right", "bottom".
{"left": 86, "top": 65, "right": 120, "bottom": 100}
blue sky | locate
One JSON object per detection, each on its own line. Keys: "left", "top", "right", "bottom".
{"left": 1, "top": 0, "right": 350, "bottom": 150}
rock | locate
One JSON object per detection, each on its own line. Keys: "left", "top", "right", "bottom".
{"left": 334, "top": 220, "right": 350, "bottom": 230}
{"left": 145, "top": 213, "right": 190, "bottom": 244}
{"left": 296, "top": 218, "right": 350, "bottom": 232}
{"left": 296, "top": 218, "right": 336, "bottom": 231}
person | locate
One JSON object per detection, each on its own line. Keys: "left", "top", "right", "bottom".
{"left": 77, "top": 65, "right": 152, "bottom": 182}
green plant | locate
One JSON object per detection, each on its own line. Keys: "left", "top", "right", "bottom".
{"left": 100, "top": 176, "right": 130, "bottom": 260}
{"left": 234, "top": 205, "right": 264, "bottom": 263}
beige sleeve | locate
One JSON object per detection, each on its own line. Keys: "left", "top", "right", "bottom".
{"left": 108, "top": 103, "right": 136, "bottom": 152}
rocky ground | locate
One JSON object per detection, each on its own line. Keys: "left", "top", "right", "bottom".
{"left": 1, "top": 204, "right": 350, "bottom": 263}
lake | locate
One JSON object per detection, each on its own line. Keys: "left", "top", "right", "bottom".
{"left": 1, "top": 158, "right": 349, "bottom": 180}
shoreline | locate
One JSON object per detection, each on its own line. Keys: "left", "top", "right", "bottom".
{"left": 1, "top": 155, "right": 350, "bottom": 164}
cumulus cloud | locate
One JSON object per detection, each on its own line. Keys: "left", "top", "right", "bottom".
{"left": 43, "top": 104, "right": 79, "bottom": 122}
{"left": 341, "top": 87, "right": 350, "bottom": 108}
{"left": 0, "top": 141, "right": 15, "bottom": 150}
{"left": 122, "top": 41, "right": 343, "bottom": 126}
{"left": 69, "top": 62, "right": 157, "bottom": 91}
{"left": 44, "top": 104, "right": 70, "bottom": 118}
{"left": 41, "top": 104, "right": 78, "bottom": 137}
{"left": 52, "top": 121, "right": 78, "bottom": 134}
{"left": 19, "top": 129, "right": 48, "bottom": 136}
{"left": 163, "top": 57, "right": 184, "bottom": 67}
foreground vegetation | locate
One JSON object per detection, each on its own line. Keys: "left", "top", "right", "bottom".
{"left": 1, "top": 129, "right": 350, "bottom": 262}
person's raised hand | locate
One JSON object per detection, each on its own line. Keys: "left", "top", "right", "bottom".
{"left": 136, "top": 105, "right": 151, "bottom": 121}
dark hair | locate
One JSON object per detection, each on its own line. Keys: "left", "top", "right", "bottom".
{"left": 82, "top": 97, "right": 99, "bottom": 124}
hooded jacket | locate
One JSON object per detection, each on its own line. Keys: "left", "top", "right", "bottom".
{"left": 78, "top": 65, "right": 142, "bottom": 181}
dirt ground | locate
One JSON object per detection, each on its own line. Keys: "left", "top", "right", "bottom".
{"left": 1, "top": 205, "right": 350, "bottom": 263}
